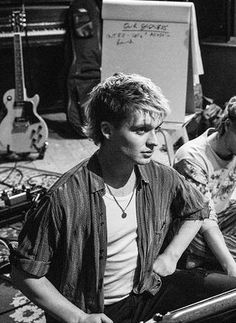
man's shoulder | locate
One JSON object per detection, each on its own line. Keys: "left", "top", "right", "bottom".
{"left": 64, "top": 157, "right": 91, "bottom": 179}
{"left": 48, "top": 154, "right": 98, "bottom": 195}
{"left": 140, "top": 161, "right": 190, "bottom": 197}
{"left": 141, "top": 160, "right": 178, "bottom": 180}
{"left": 174, "top": 130, "right": 211, "bottom": 165}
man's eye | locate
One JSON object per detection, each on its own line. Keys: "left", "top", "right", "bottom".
{"left": 136, "top": 129, "right": 146, "bottom": 135}
{"left": 136, "top": 130, "right": 145, "bottom": 135}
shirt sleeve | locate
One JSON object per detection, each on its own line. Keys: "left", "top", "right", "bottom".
{"left": 10, "top": 193, "right": 63, "bottom": 277}
{"left": 174, "top": 159, "right": 218, "bottom": 222}
{"left": 170, "top": 167, "right": 212, "bottom": 222}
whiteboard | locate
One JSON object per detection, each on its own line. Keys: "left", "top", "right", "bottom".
{"left": 101, "top": 0, "right": 201, "bottom": 124}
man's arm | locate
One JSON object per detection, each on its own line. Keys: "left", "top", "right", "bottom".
{"left": 153, "top": 220, "right": 202, "bottom": 276}
{"left": 11, "top": 266, "right": 112, "bottom": 323}
{"left": 153, "top": 219, "right": 236, "bottom": 278}
{"left": 173, "top": 159, "right": 236, "bottom": 277}
{"left": 201, "top": 221, "right": 236, "bottom": 277}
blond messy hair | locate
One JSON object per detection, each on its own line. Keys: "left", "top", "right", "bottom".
{"left": 83, "top": 72, "right": 170, "bottom": 145}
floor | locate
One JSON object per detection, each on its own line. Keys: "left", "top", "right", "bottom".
{"left": 0, "top": 112, "right": 169, "bottom": 175}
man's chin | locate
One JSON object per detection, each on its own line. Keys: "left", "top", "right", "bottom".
{"left": 136, "top": 157, "right": 152, "bottom": 165}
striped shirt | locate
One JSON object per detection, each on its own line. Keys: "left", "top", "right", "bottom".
{"left": 10, "top": 151, "right": 209, "bottom": 322}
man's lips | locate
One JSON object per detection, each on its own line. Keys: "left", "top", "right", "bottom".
{"left": 143, "top": 151, "right": 153, "bottom": 155}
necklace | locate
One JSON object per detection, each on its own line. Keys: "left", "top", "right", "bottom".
{"left": 106, "top": 184, "right": 136, "bottom": 218}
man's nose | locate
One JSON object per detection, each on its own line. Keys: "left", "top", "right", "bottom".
{"left": 147, "top": 130, "right": 158, "bottom": 147}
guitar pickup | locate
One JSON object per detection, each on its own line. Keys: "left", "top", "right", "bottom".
{"left": 13, "top": 118, "right": 30, "bottom": 133}
{"left": 14, "top": 117, "right": 29, "bottom": 124}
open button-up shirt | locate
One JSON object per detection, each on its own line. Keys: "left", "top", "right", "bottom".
{"left": 10, "top": 152, "right": 209, "bottom": 322}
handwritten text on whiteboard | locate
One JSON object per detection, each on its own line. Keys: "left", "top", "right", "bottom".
{"left": 105, "top": 22, "right": 170, "bottom": 46}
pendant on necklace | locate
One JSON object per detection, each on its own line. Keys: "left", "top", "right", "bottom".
{"left": 122, "top": 212, "right": 127, "bottom": 218}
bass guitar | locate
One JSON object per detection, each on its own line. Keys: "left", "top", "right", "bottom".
{"left": 0, "top": 10, "right": 48, "bottom": 156}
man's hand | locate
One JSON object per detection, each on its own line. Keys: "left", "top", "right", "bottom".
{"left": 227, "top": 264, "right": 236, "bottom": 278}
{"left": 153, "top": 220, "right": 202, "bottom": 277}
{"left": 153, "top": 253, "right": 177, "bottom": 277}
{"left": 81, "top": 313, "right": 113, "bottom": 323}
{"left": 11, "top": 267, "right": 113, "bottom": 323}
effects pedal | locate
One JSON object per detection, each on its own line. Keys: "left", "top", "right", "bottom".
{"left": 0, "top": 185, "right": 46, "bottom": 227}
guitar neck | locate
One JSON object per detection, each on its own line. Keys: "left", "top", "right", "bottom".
{"left": 14, "top": 33, "right": 26, "bottom": 102}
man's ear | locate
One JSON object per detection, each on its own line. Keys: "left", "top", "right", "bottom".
{"left": 100, "top": 121, "right": 113, "bottom": 139}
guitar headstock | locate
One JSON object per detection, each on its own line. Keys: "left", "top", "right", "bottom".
{"left": 11, "top": 10, "right": 26, "bottom": 33}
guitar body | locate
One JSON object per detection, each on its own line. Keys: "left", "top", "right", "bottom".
{"left": 0, "top": 88, "right": 48, "bottom": 153}
{"left": 0, "top": 10, "right": 49, "bottom": 156}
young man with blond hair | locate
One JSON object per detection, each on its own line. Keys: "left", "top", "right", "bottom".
{"left": 10, "top": 74, "right": 236, "bottom": 323}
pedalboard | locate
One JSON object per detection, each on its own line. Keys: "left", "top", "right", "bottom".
{"left": 0, "top": 185, "right": 47, "bottom": 227}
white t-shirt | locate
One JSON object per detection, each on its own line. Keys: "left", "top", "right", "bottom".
{"left": 103, "top": 188, "right": 138, "bottom": 305}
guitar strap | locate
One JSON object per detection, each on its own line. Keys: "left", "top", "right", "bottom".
{"left": 66, "top": 0, "right": 102, "bottom": 137}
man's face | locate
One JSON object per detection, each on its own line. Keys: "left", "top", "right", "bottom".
{"left": 109, "top": 110, "right": 163, "bottom": 165}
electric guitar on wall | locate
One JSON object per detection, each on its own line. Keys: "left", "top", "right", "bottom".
{"left": 0, "top": 10, "right": 48, "bottom": 156}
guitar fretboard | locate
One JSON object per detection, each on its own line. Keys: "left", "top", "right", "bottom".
{"left": 14, "top": 32, "right": 25, "bottom": 102}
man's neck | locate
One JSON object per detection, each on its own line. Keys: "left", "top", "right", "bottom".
{"left": 208, "top": 132, "right": 233, "bottom": 161}
{"left": 97, "top": 148, "right": 136, "bottom": 196}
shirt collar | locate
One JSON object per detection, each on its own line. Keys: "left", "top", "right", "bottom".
{"left": 87, "top": 151, "right": 150, "bottom": 193}
{"left": 87, "top": 151, "right": 105, "bottom": 193}
{"left": 135, "top": 164, "right": 150, "bottom": 185}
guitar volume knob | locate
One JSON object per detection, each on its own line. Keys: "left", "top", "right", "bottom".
{"left": 31, "top": 129, "right": 36, "bottom": 138}
{"left": 37, "top": 125, "right": 42, "bottom": 132}
{"left": 37, "top": 134, "right": 43, "bottom": 143}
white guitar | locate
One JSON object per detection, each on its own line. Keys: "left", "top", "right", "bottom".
{"left": 0, "top": 10, "right": 48, "bottom": 156}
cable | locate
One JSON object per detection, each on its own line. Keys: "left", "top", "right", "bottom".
{"left": 0, "top": 167, "right": 16, "bottom": 183}
{"left": 0, "top": 167, "right": 14, "bottom": 175}
{"left": 0, "top": 300, "right": 31, "bottom": 316}
{"left": 0, "top": 165, "right": 24, "bottom": 188}
{"left": 0, "top": 166, "right": 18, "bottom": 188}
{"left": 26, "top": 173, "right": 60, "bottom": 187}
